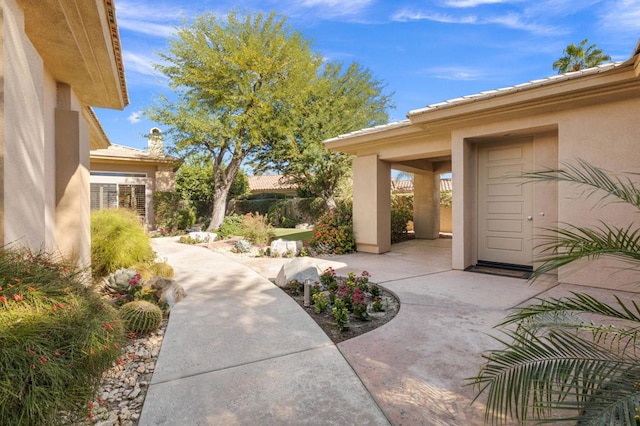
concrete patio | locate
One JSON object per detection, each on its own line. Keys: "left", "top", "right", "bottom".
{"left": 140, "top": 237, "right": 640, "bottom": 425}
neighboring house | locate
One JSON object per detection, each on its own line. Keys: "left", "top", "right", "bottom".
{"left": 325, "top": 41, "right": 640, "bottom": 289}
{"left": 1, "top": 0, "right": 127, "bottom": 269}
{"left": 90, "top": 129, "right": 181, "bottom": 229}
{"left": 247, "top": 175, "right": 297, "bottom": 196}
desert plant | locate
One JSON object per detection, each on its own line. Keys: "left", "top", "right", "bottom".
{"left": 232, "top": 239, "right": 253, "bottom": 254}
{"left": 102, "top": 268, "right": 141, "bottom": 296}
{"left": 91, "top": 209, "right": 155, "bottom": 278}
{"left": 242, "top": 212, "right": 274, "bottom": 245}
{"left": 119, "top": 301, "right": 164, "bottom": 335}
{"left": 471, "top": 160, "right": 640, "bottom": 425}
{"left": 149, "top": 262, "right": 174, "bottom": 278}
{"left": 0, "top": 248, "right": 124, "bottom": 424}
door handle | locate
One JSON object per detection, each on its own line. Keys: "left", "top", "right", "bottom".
{"left": 526, "top": 215, "right": 533, "bottom": 221}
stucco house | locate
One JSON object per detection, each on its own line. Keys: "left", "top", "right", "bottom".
{"left": 90, "top": 128, "right": 181, "bottom": 229}
{"left": 2, "top": 0, "right": 128, "bottom": 268}
{"left": 325, "top": 41, "right": 640, "bottom": 290}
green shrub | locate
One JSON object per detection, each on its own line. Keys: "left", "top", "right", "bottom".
{"left": 149, "top": 262, "right": 174, "bottom": 279}
{"left": 268, "top": 199, "right": 299, "bottom": 228}
{"left": 309, "top": 204, "right": 356, "bottom": 255}
{"left": 0, "top": 248, "right": 124, "bottom": 424}
{"left": 391, "top": 194, "right": 413, "bottom": 243}
{"left": 119, "top": 301, "right": 163, "bottom": 335}
{"left": 216, "top": 214, "right": 244, "bottom": 239}
{"left": 176, "top": 208, "right": 196, "bottom": 230}
{"left": 242, "top": 213, "right": 274, "bottom": 245}
{"left": 152, "top": 191, "right": 182, "bottom": 230}
{"left": 91, "top": 209, "right": 155, "bottom": 278}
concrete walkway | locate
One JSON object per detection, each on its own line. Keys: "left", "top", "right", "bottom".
{"left": 139, "top": 238, "right": 389, "bottom": 425}
{"left": 140, "top": 238, "right": 640, "bottom": 425}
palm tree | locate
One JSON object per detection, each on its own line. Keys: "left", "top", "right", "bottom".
{"left": 470, "top": 160, "right": 640, "bottom": 425}
{"left": 553, "top": 39, "right": 612, "bottom": 74}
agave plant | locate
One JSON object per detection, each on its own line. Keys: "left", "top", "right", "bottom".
{"left": 470, "top": 160, "right": 640, "bottom": 425}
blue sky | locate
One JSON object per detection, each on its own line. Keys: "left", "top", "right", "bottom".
{"left": 94, "top": 0, "right": 640, "bottom": 151}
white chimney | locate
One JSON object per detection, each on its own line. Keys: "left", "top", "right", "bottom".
{"left": 148, "top": 127, "right": 163, "bottom": 156}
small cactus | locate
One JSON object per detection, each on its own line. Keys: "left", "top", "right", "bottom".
{"left": 119, "top": 301, "right": 163, "bottom": 334}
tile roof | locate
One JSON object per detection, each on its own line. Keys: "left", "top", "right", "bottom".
{"left": 326, "top": 60, "right": 628, "bottom": 143}
{"left": 408, "top": 61, "right": 624, "bottom": 116}
{"left": 90, "top": 144, "right": 177, "bottom": 161}
{"left": 248, "top": 175, "right": 297, "bottom": 192}
{"left": 392, "top": 179, "right": 452, "bottom": 193}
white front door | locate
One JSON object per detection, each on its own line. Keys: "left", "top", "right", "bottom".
{"left": 477, "top": 139, "right": 533, "bottom": 267}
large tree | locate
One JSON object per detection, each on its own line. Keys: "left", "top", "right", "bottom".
{"left": 147, "top": 11, "right": 320, "bottom": 230}
{"left": 259, "top": 62, "right": 393, "bottom": 209}
{"left": 552, "top": 38, "right": 611, "bottom": 74}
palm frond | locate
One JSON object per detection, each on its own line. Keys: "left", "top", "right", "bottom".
{"left": 532, "top": 223, "right": 640, "bottom": 278}
{"left": 470, "top": 328, "right": 640, "bottom": 425}
{"left": 523, "top": 159, "right": 640, "bottom": 209}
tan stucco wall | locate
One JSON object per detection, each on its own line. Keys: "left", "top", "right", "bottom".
{"left": 3, "top": 1, "right": 95, "bottom": 270}
{"left": 89, "top": 160, "right": 176, "bottom": 229}
{"left": 352, "top": 154, "right": 391, "bottom": 253}
{"left": 440, "top": 205, "right": 452, "bottom": 233}
{"left": 4, "top": 0, "right": 47, "bottom": 248}
{"left": 553, "top": 98, "right": 640, "bottom": 290}
{"left": 450, "top": 96, "right": 640, "bottom": 289}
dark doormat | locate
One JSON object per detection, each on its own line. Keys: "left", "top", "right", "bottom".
{"left": 466, "top": 265, "right": 532, "bottom": 279}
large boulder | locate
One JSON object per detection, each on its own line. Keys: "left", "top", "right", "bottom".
{"left": 147, "top": 277, "right": 186, "bottom": 311}
{"left": 275, "top": 257, "right": 322, "bottom": 288}
{"left": 270, "top": 239, "right": 303, "bottom": 256}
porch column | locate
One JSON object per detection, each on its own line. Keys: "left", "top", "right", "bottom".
{"left": 353, "top": 154, "right": 391, "bottom": 253}
{"left": 413, "top": 171, "right": 440, "bottom": 239}
{"left": 55, "top": 84, "right": 90, "bottom": 269}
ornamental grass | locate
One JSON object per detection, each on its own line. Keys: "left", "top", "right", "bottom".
{"left": 0, "top": 248, "right": 124, "bottom": 425}
{"left": 91, "top": 209, "right": 155, "bottom": 278}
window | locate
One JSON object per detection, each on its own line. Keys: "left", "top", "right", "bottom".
{"left": 90, "top": 183, "right": 146, "bottom": 222}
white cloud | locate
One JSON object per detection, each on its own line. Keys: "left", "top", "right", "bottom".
{"left": 443, "top": 0, "right": 514, "bottom": 7}
{"left": 118, "top": 19, "right": 177, "bottom": 38}
{"left": 599, "top": 0, "right": 640, "bottom": 31}
{"left": 127, "top": 111, "right": 142, "bottom": 124}
{"left": 421, "top": 66, "right": 485, "bottom": 80}
{"left": 486, "top": 13, "right": 559, "bottom": 35}
{"left": 392, "top": 9, "right": 477, "bottom": 23}
{"left": 123, "top": 51, "right": 159, "bottom": 77}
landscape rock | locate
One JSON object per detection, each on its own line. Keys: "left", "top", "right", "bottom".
{"left": 275, "top": 257, "right": 323, "bottom": 288}
{"left": 188, "top": 231, "right": 216, "bottom": 242}
{"left": 147, "top": 277, "right": 186, "bottom": 311}
{"left": 270, "top": 238, "right": 303, "bottom": 256}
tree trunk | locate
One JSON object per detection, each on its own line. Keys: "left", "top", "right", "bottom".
{"left": 208, "top": 186, "right": 228, "bottom": 231}
{"left": 206, "top": 154, "right": 243, "bottom": 231}
{"left": 325, "top": 196, "right": 337, "bottom": 211}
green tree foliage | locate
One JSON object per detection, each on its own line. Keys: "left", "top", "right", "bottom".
{"left": 147, "top": 10, "right": 320, "bottom": 230}
{"left": 553, "top": 38, "right": 611, "bottom": 73}
{"left": 471, "top": 160, "right": 640, "bottom": 425}
{"left": 263, "top": 62, "right": 393, "bottom": 209}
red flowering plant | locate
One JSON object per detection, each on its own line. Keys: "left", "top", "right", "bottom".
{"left": 0, "top": 247, "right": 124, "bottom": 424}
{"left": 309, "top": 204, "right": 356, "bottom": 255}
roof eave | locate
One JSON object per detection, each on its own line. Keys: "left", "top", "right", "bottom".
{"left": 18, "top": 0, "right": 129, "bottom": 109}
